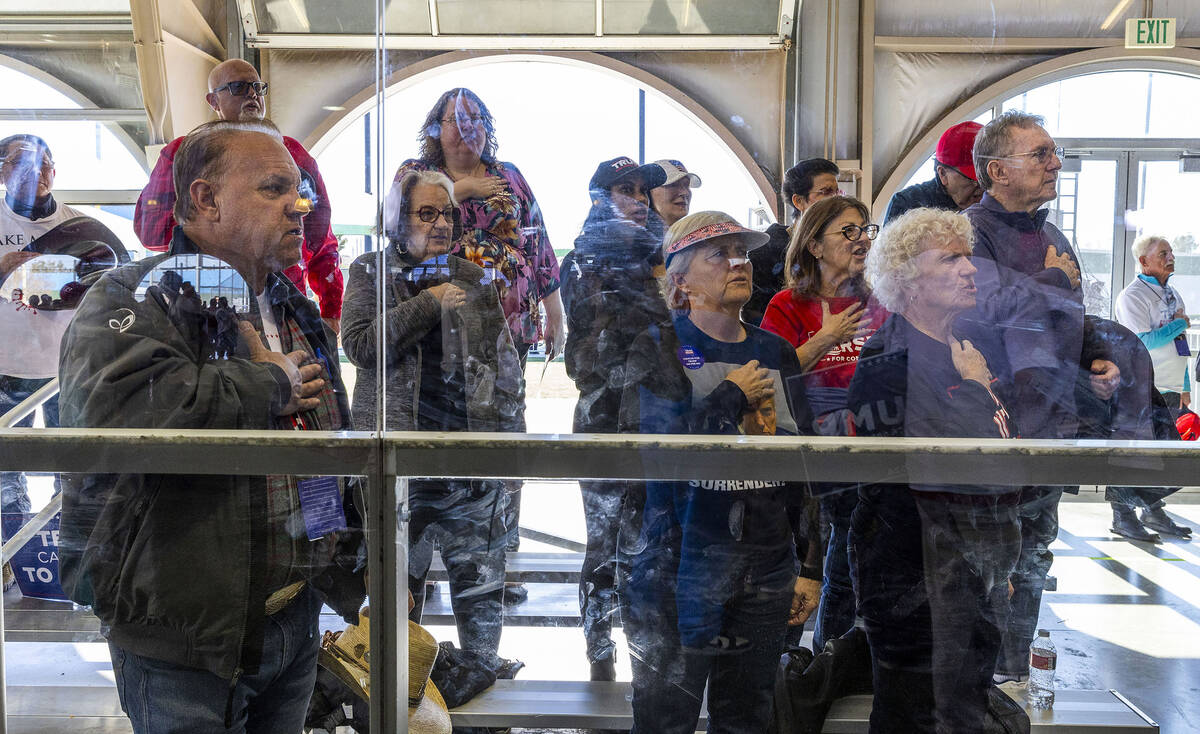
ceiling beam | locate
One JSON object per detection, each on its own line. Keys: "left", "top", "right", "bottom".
{"left": 875, "top": 35, "right": 1200, "bottom": 53}
{"left": 0, "top": 109, "right": 146, "bottom": 121}
{"left": 247, "top": 33, "right": 785, "bottom": 51}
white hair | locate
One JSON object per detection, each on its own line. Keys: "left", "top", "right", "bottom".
{"left": 1131, "top": 234, "right": 1169, "bottom": 267}
{"left": 866, "top": 207, "right": 975, "bottom": 313}
{"left": 382, "top": 168, "right": 457, "bottom": 245}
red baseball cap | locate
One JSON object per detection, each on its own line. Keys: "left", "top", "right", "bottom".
{"left": 934, "top": 121, "right": 982, "bottom": 182}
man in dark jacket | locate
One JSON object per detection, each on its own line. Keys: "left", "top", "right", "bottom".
{"left": 746, "top": 158, "right": 840, "bottom": 325}
{"left": 963, "top": 110, "right": 1120, "bottom": 684}
{"left": 884, "top": 121, "right": 983, "bottom": 222}
{"left": 58, "top": 120, "right": 365, "bottom": 733}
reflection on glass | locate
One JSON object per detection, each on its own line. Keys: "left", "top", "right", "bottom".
{"left": 254, "top": 0, "right": 431, "bottom": 34}
{"left": 437, "top": 0, "right": 594, "bottom": 34}
{"left": 603, "top": 0, "right": 779, "bottom": 35}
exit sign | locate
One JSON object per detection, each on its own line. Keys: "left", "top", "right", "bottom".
{"left": 1126, "top": 18, "right": 1176, "bottom": 49}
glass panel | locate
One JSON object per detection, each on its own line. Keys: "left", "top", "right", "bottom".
{"left": 1003, "top": 71, "right": 1200, "bottom": 139}
{"left": 0, "top": 122, "right": 148, "bottom": 192}
{"left": 437, "top": 0, "right": 595, "bottom": 34}
{"left": 0, "top": 0, "right": 129, "bottom": 9}
{"left": 3, "top": 471, "right": 370, "bottom": 722}
{"left": 1052, "top": 158, "right": 1117, "bottom": 317}
{"left": 1131, "top": 158, "right": 1200, "bottom": 329}
{"left": 251, "top": 0, "right": 431, "bottom": 34}
{"left": 603, "top": 0, "right": 780, "bottom": 35}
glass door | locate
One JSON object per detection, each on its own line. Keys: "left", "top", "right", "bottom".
{"left": 1128, "top": 152, "right": 1200, "bottom": 322}
{"left": 1050, "top": 148, "right": 1124, "bottom": 317}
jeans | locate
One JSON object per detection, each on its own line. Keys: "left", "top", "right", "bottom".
{"left": 814, "top": 487, "right": 858, "bottom": 652}
{"left": 579, "top": 479, "right": 633, "bottom": 663}
{"left": 409, "top": 479, "right": 508, "bottom": 658}
{"left": 0, "top": 375, "right": 57, "bottom": 515}
{"left": 997, "top": 486, "right": 1063, "bottom": 676}
{"left": 850, "top": 485, "right": 1020, "bottom": 733}
{"left": 109, "top": 586, "right": 321, "bottom": 734}
{"left": 1105, "top": 485, "right": 1177, "bottom": 512}
{"left": 627, "top": 537, "right": 792, "bottom": 734}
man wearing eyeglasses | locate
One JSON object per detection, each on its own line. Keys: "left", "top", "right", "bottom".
{"left": 134, "top": 59, "right": 344, "bottom": 334}
{"left": 965, "top": 110, "right": 1123, "bottom": 685}
{"left": 884, "top": 121, "right": 983, "bottom": 222}
{"left": 59, "top": 120, "right": 364, "bottom": 733}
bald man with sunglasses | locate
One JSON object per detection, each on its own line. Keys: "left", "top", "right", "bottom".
{"left": 134, "top": 59, "right": 344, "bottom": 334}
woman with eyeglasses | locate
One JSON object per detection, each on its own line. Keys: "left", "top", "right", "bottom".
{"left": 395, "top": 88, "right": 563, "bottom": 363}
{"left": 396, "top": 88, "right": 561, "bottom": 582}
{"left": 341, "top": 169, "right": 523, "bottom": 662}
{"left": 759, "top": 195, "right": 889, "bottom": 653}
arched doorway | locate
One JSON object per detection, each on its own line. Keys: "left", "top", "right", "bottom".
{"left": 312, "top": 53, "right": 777, "bottom": 264}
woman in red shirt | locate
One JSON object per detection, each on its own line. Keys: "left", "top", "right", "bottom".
{"left": 761, "top": 195, "right": 888, "bottom": 394}
{"left": 759, "top": 195, "right": 887, "bottom": 652}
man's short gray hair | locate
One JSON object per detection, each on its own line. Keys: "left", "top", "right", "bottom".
{"left": 173, "top": 119, "right": 283, "bottom": 223}
{"left": 866, "top": 207, "right": 975, "bottom": 314}
{"left": 1131, "top": 233, "right": 1170, "bottom": 265}
{"left": 972, "top": 110, "right": 1045, "bottom": 192}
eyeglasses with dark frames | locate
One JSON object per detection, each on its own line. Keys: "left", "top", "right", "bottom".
{"left": 824, "top": 223, "right": 880, "bottom": 241}
{"left": 212, "top": 80, "right": 269, "bottom": 98}
{"left": 411, "top": 205, "right": 458, "bottom": 225}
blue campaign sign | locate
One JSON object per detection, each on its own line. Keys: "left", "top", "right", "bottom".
{"left": 2, "top": 511, "right": 70, "bottom": 602}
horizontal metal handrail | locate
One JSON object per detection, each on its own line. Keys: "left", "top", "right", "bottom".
{"left": 0, "top": 378, "right": 58, "bottom": 429}
{"left": 0, "top": 428, "right": 1191, "bottom": 486}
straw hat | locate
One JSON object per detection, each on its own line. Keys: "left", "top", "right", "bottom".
{"left": 319, "top": 610, "right": 451, "bottom": 734}
{"left": 408, "top": 620, "right": 451, "bottom": 733}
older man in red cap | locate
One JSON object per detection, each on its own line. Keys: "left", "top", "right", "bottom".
{"left": 884, "top": 121, "right": 983, "bottom": 222}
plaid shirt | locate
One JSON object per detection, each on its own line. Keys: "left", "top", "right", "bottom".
{"left": 134, "top": 135, "right": 344, "bottom": 319}
{"left": 260, "top": 281, "right": 348, "bottom": 594}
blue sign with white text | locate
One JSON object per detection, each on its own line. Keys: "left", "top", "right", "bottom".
{"left": 2, "top": 511, "right": 69, "bottom": 602}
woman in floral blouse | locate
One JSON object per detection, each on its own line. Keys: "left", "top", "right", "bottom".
{"left": 394, "top": 87, "right": 564, "bottom": 362}
{"left": 395, "top": 87, "right": 562, "bottom": 572}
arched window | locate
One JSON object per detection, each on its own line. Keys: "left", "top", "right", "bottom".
{"left": 315, "top": 58, "right": 774, "bottom": 264}
{"left": 895, "top": 69, "right": 1200, "bottom": 318}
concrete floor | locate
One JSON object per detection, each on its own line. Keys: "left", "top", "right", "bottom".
{"left": 5, "top": 362, "right": 1200, "bottom": 731}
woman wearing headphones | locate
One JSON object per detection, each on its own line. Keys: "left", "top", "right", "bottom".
{"left": 341, "top": 168, "right": 524, "bottom": 663}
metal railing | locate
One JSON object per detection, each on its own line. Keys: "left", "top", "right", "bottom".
{"left": 1, "top": 427, "right": 1198, "bottom": 732}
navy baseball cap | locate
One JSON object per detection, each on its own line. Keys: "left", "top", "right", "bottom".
{"left": 589, "top": 156, "right": 667, "bottom": 192}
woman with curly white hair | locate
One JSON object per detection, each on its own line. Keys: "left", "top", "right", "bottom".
{"left": 846, "top": 207, "right": 1024, "bottom": 733}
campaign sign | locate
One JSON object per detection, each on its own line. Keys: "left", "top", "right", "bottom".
{"left": 2, "top": 511, "right": 69, "bottom": 602}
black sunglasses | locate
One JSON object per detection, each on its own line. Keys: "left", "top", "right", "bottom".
{"left": 212, "top": 80, "right": 268, "bottom": 97}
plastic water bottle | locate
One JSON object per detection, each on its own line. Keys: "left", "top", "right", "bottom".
{"left": 1028, "top": 629, "right": 1056, "bottom": 709}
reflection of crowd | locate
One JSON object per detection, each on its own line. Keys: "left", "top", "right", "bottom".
{"left": 28, "top": 77, "right": 1193, "bottom": 734}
